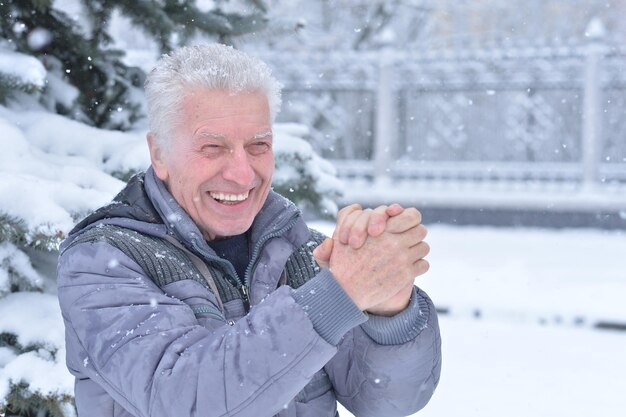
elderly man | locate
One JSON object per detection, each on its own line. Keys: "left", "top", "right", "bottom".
{"left": 57, "top": 44, "right": 441, "bottom": 417}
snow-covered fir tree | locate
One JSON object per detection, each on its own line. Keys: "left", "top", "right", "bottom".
{"left": 0, "top": 1, "right": 342, "bottom": 416}
{"left": 0, "top": 0, "right": 270, "bottom": 130}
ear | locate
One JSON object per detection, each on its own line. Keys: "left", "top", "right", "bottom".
{"left": 147, "top": 132, "right": 169, "bottom": 181}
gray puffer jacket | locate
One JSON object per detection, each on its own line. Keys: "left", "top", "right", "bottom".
{"left": 57, "top": 167, "right": 441, "bottom": 417}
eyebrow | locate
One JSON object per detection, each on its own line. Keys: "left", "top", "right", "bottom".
{"left": 198, "top": 131, "right": 272, "bottom": 141}
{"left": 198, "top": 132, "right": 226, "bottom": 139}
{"left": 252, "top": 131, "right": 273, "bottom": 140}
{"left": 200, "top": 130, "right": 273, "bottom": 139}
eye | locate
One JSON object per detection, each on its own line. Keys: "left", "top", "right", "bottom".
{"left": 248, "top": 141, "right": 272, "bottom": 156}
{"left": 200, "top": 144, "right": 223, "bottom": 156}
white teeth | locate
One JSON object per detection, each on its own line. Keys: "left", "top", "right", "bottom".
{"left": 210, "top": 191, "right": 249, "bottom": 202}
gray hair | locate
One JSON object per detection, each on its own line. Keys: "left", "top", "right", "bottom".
{"left": 145, "top": 44, "right": 282, "bottom": 147}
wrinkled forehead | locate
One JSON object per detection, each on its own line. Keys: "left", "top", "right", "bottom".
{"left": 180, "top": 83, "right": 268, "bottom": 99}
{"left": 177, "top": 86, "right": 270, "bottom": 111}
{"left": 169, "top": 87, "right": 272, "bottom": 137}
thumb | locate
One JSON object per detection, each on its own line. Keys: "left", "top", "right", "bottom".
{"left": 312, "top": 238, "right": 333, "bottom": 269}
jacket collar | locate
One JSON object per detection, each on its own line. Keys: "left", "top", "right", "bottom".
{"left": 66, "top": 172, "right": 161, "bottom": 237}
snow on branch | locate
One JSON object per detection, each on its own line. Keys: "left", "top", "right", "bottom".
{"left": 0, "top": 292, "right": 73, "bottom": 415}
{"left": 0, "top": 49, "right": 46, "bottom": 89}
{"left": 0, "top": 106, "right": 149, "bottom": 249}
{"left": 273, "top": 123, "right": 344, "bottom": 218}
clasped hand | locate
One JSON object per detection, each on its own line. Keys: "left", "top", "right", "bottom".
{"left": 313, "top": 204, "right": 430, "bottom": 316}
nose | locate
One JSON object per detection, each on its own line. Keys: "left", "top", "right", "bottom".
{"left": 221, "top": 147, "right": 255, "bottom": 187}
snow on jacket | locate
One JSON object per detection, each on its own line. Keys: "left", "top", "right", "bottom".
{"left": 57, "top": 167, "right": 441, "bottom": 417}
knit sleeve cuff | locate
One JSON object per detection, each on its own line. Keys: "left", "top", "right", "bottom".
{"left": 360, "top": 287, "right": 431, "bottom": 346}
{"left": 291, "top": 269, "right": 368, "bottom": 346}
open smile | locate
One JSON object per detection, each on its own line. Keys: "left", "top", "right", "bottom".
{"left": 209, "top": 190, "right": 251, "bottom": 205}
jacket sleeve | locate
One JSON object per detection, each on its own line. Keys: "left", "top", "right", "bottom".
{"left": 295, "top": 274, "right": 442, "bottom": 417}
{"left": 57, "top": 241, "right": 363, "bottom": 417}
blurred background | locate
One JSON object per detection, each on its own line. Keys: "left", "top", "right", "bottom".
{"left": 0, "top": 1, "right": 625, "bottom": 416}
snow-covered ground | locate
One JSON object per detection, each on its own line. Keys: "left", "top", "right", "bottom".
{"left": 418, "top": 225, "right": 625, "bottom": 325}
{"left": 338, "top": 316, "right": 626, "bottom": 417}
{"left": 414, "top": 316, "right": 625, "bottom": 417}
{"left": 310, "top": 221, "right": 626, "bottom": 417}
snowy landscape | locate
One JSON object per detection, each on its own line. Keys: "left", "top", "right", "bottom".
{"left": 4, "top": 112, "right": 623, "bottom": 415}
{"left": 308, "top": 222, "right": 626, "bottom": 417}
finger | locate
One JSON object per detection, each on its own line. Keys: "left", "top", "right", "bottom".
{"left": 389, "top": 224, "right": 428, "bottom": 249}
{"left": 412, "top": 259, "right": 430, "bottom": 277}
{"left": 385, "top": 203, "right": 404, "bottom": 217}
{"left": 336, "top": 204, "right": 362, "bottom": 226}
{"left": 409, "top": 224, "right": 428, "bottom": 245}
{"left": 312, "top": 238, "right": 332, "bottom": 261}
{"left": 386, "top": 207, "right": 422, "bottom": 234}
{"left": 366, "top": 205, "right": 390, "bottom": 238}
{"left": 312, "top": 238, "right": 333, "bottom": 268}
{"left": 333, "top": 204, "right": 362, "bottom": 239}
{"left": 337, "top": 209, "right": 363, "bottom": 244}
{"left": 346, "top": 209, "right": 373, "bottom": 248}
{"left": 409, "top": 241, "right": 430, "bottom": 262}
{"left": 396, "top": 240, "right": 429, "bottom": 268}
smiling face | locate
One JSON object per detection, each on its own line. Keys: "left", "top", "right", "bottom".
{"left": 147, "top": 88, "right": 274, "bottom": 241}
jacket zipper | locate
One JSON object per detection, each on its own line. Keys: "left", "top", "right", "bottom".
{"left": 243, "top": 214, "right": 300, "bottom": 293}
{"left": 191, "top": 304, "right": 226, "bottom": 320}
{"left": 190, "top": 239, "right": 242, "bottom": 297}
{"left": 190, "top": 213, "right": 300, "bottom": 312}
{"left": 240, "top": 284, "right": 250, "bottom": 310}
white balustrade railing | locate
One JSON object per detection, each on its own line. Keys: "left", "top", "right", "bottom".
{"left": 255, "top": 19, "right": 626, "bottom": 193}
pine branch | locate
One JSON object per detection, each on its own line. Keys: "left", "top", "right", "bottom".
{"left": 5, "top": 382, "right": 74, "bottom": 417}
{"left": 0, "top": 333, "right": 54, "bottom": 358}
{"left": 110, "top": 168, "right": 141, "bottom": 183}
{"left": 81, "top": 0, "right": 115, "bottom": 47}
{"left": 110, "top": 0, "right": 268, "bottom": 52}
{"left": 215, "top": 10, "right": 268, "bottom": 36}
{"left": 0, "top": 332, "right": 20, "bottom": 350}
{"left": 0, "top": 213, "right": 63, "bottom": 251}
{"left": 249, "top": 0, "right": 269, "bottom": 13}
{"left": 1, "top": 0, "right": 145, "bottom": 130}
{"left": 108, "top": 0, "right": 178, "bottom": 51}
{"left": 164, "top": 0, "right": 236, "bottom": 32}
{"left": 1, "top": 0, "right": 271, "bottom": 129}
{"left": 0, "top": 213, "right": 29, "bottom": 247}
{"left": 0, "top": 73, "right": 42, "bottom": 104}
{"left": 273, "top": 151, "right": 340, "bottom": 219}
